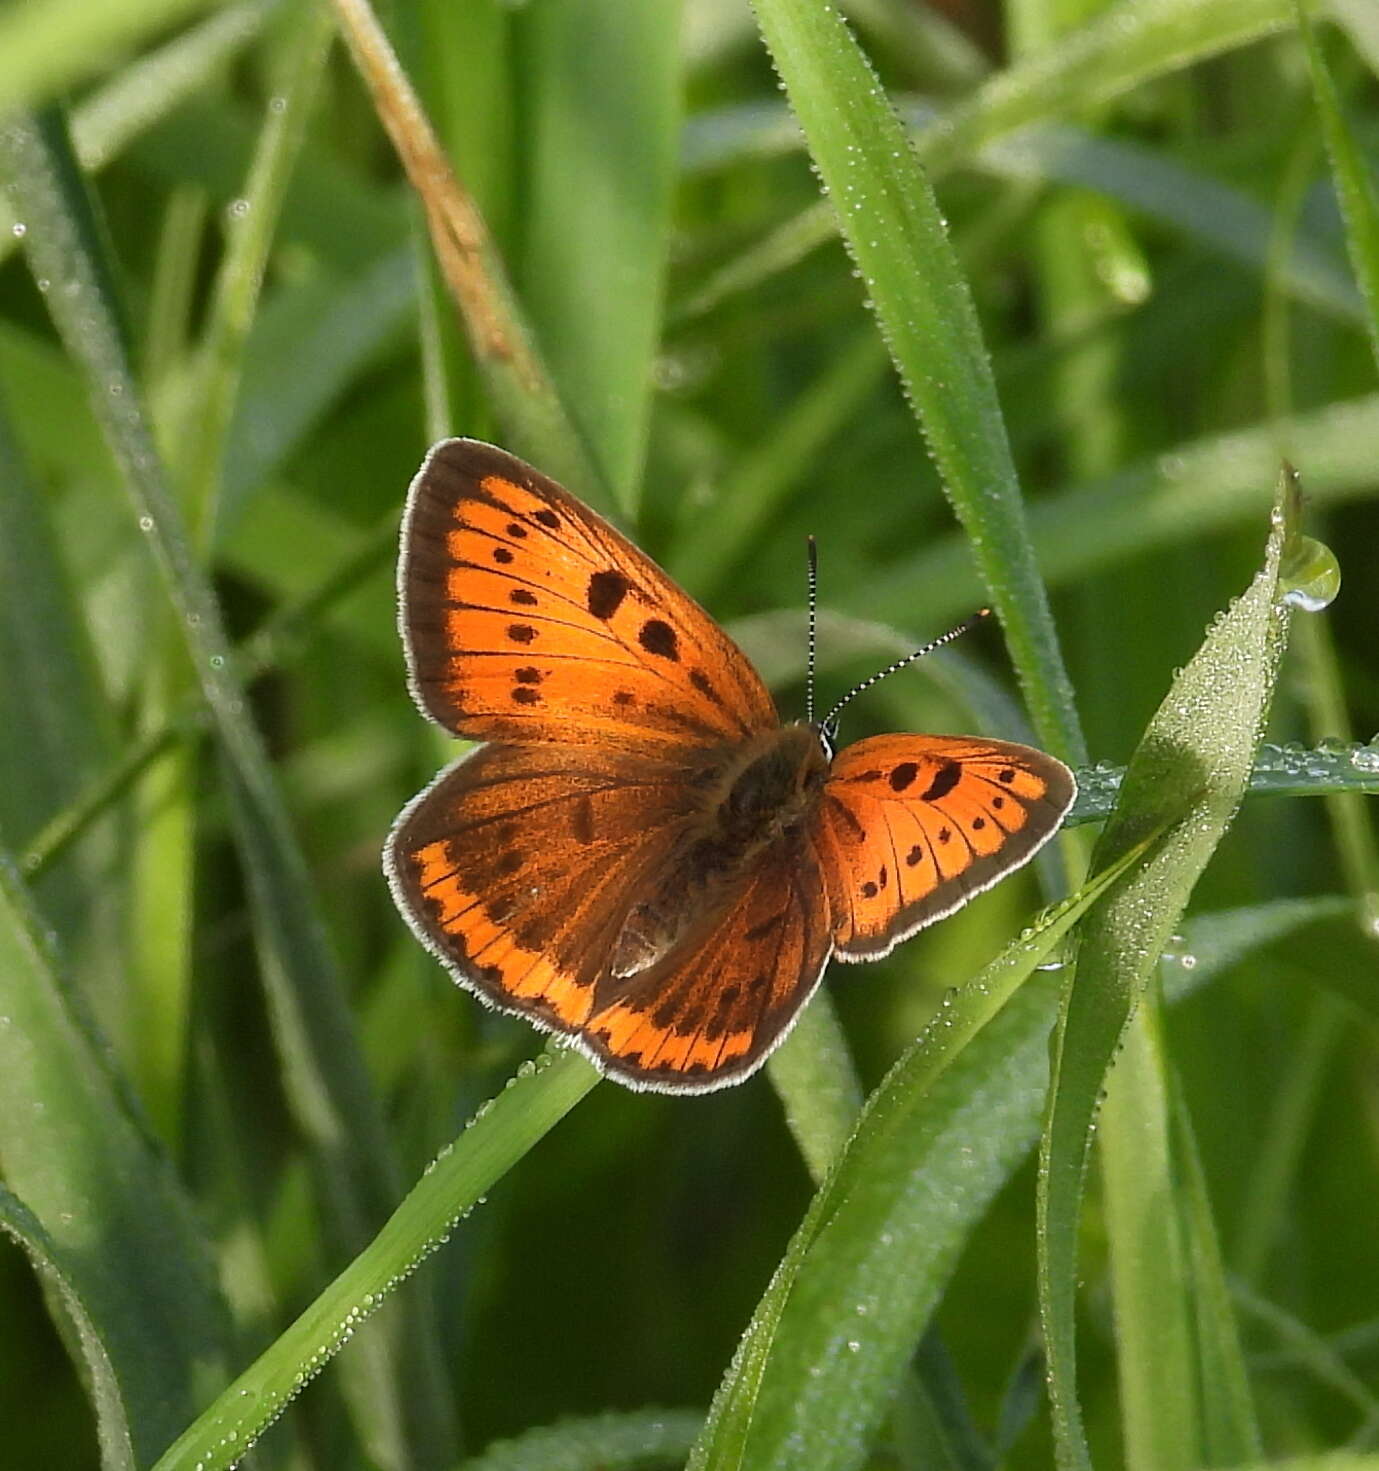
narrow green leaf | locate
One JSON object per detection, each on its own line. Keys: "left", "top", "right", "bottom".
{"left": 923, "top": 0, "right": 1293, "bottom": 176}
{"left": 1038, "top": 474, "right": 1296, "bottom": 1470}
{"left": 689, "top": 0, "right": 1295, "bottom": 318}
{"left": 669, "top": 330, "right": 889, "bottom": 598}
{"left": 0, "top": 1184, "right": 136, "bottom": 1471}
{"left": 152, "top": 1048, "right": 601, "bottom": 1471}
{"left": 1169, "top": 1074, "right": 1263, "bottom": 1464}
{"left": 0, "top": 105, "right": 456, "bottom": 1468}
{"left": 517, "top": 0, "right": 683, "bottom": 511}
{"left": 1231, "top": 1282, "right": 1379, "bottom": 1426}
{"left": 1296, "top": 0, "right": 1379, "bottom": 369}
{"left": 174, "top": 0, "right": 335, "bottom": 544}
{"left": 691, "top": 836, "right": 1152, "bottom": 1471}
{"left": 0, "top": 851, "right": 229, "bottom": 1466}
{"left": 1100, "top": 998, "right": 1202, "bottom": 1471}
{"left": 461, "top": 1408, "right": 702, "bottom": 1471}
{"left": 766, "top": 997, "right": 865, "bottom": 1185}
{"left": 330, "top": 0, "right": 611, "bottom": 509}
{"left": 682, "top": 103, "right": 1363, "bottom": 325}
{"left": 851, "top": 391, "right": 1379, "bottom": 630}
{"left": 0, "top": 3, "right": 268, "bottom": 258}
{"left": 0, "top": 0, "right": 226, "bottom": 118}
{"left": 750, "top": 0, "right": 1085, "bottom": 766}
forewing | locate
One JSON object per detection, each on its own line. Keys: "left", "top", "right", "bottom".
{"left": 385, "top": 743, "right": 702, "bottom": 1039}
{"left": 585, "top": 832, "right": 833, "bottom": 1092}
{"left": 400, "top": 439, "right": 779, "bottom": 751}
{"left": 817, "top": 733, "right": 1075, "bottom": 960}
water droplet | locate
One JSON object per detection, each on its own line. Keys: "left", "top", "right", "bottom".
{"left": 10, "top": 222, "right": 26, "bottom": 238}
{"left": 1280, "top": 534, "right": 1340, "bottom": 611}
{"left": 1350, "top": 745, "right": 1379, "bottom": 774}
{"left": 138, "top": 515, "right": 154, "bottom": 532}
{"left": 228, "top": 198, "right": 250, "bottom": 219}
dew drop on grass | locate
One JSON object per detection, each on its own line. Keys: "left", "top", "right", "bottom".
{"left": 1280, "top": 533, "right": 1340, "bottom": 611}
{"left": 1350, "top": 744, "right": 1379, "bottom": 774}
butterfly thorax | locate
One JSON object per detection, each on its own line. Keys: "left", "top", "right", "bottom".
{"left": 711, "top": 722, "right": 829, "bottom": 853}
{"left": 606, "top": 723, "right": 828, "bottom": 980}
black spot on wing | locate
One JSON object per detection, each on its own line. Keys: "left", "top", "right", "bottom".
{"left": 922, "top": 760, "right": 961, "bottom": 801}
{"left": 639, "top": 619, "right": 679, "bottom": 661}
{"left": 689, "top": 669, "right": 722, "bottom": 705}
{"left": 587, "top": 569, "right": 630, "bottom": 620}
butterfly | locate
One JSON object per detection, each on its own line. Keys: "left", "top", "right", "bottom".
{"left": 385, "top": 440, "right": 1076, "bottom": 1093}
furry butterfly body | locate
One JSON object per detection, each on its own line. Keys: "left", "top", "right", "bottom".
{"left": 386, "top": 440, "right": 1075, "bottom": 1092}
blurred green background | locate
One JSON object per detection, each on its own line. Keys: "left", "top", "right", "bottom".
{"left": 1, "top": 0, "right": 1377, "bottom": 1467}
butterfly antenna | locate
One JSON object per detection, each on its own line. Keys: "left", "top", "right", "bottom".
{"left": 806, "top": 536, "right": 819, "bottom": 726}
{"left": 821, "top": 607, "right": 992, "bottom": 732}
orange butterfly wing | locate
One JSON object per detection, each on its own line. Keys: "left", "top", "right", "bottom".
{"left": 815, "top": 734, "right": 1076, "bottom": 960}
{"left": 386, "top": 742, "right": 832, "bottom": 1092}
{"left": 586, "top": 831, "right": 833, "bottom": 1090}
{"left": 399, "top": 439, "right": 779, "bottom": 752}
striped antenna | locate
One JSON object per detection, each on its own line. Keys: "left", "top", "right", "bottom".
{"left": 805, "top": 536, "right": 819, "bottom": 725}
{"left": 820, "top": 608, "right": 991, "bottom": 732}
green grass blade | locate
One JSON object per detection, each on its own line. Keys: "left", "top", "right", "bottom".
{"left": 0, "top": 3, "right": 267, "bottom": 257}
{"left": 683, "top": 102, "right": 1363, "bottom": 325}
{"left": 688, "top": 0, "right": 1295, "bottom": 317}
{"left": 669, "top": 330, "right": 889, "bottom": 598}
{"left": 329, "top": 0, "right": 610, "bottom": 508}
{"left": 765, "top": 997, "right": 865, "bottom": 1185}
{"left": 851, "top": 392, "right": 1379, "bottom": 630}
{"left": 0, "top": 0, "right": 226, "bottom": 118}
{"left": 0, "top": 1183, "right": 137, "bottom": 1471}
{"left": 151, "top": 1048, "right": 600, "bottom": 1471}
{"left": 1169, "top": 1072, "right": 1263, "bottom": 1464}
{"left": 0, "top": 851, "right": 229, "bottom": 1466}
{"left": 690, "top": 837, "right": 1152, "bottom": 1471}
{"left": 1296, "top": 0, "right": 1379, "bottom": 369}
{"left": 924, "top": 0, "right": 1292, "bottom": 175}
{"left": 222, "top": 246, "right": 415, "bottom": 528}
{"left": 1037, "top": 473, "right": 1297, "bottom": 1470}
{"left": 0, "top": 389, "right": 117, "bottom": 879}
{"left": 1231, "top": 1282, "right": 1379, "bottom": 1426}
{"left": 0, "top": 106, "right": 458, "bottom": 1467}
{"left": 1100, "top": 998, "right": 1203, "bottom": 1471}
{"left": 749, "top": 0, "right": 1085, "bottom": 765}
{"left": 516, "top": 0, "right": 683, "bottom": 512}
{"left": 460, "top": 1408, "right": 702, "bottom": 1470}
{"left": 1066, "top": 742, "right": 1379, "bottom": 825}
{"left": 174, "top": 0, "right": 335, "bottom": 544}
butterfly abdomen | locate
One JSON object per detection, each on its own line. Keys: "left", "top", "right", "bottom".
{"left": 602, "top": 725, "right": 826, "bottom": 982}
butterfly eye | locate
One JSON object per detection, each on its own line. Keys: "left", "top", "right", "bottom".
{"left": 819, "top": 716, "right": 840, "bottom": 759}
